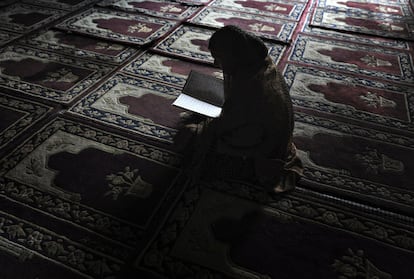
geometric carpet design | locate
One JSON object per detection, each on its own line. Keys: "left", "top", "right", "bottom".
{"left": 0, "top": 0, "right": 413, "bottom": 278}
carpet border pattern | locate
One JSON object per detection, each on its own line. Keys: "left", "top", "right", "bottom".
{"left": 0, "top": 93, "right": 52, "bottom": 149}
{"left": 0, "top": 208, "right": 124, "bottom": 279}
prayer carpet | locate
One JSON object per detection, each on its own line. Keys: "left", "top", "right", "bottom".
{"left": 187, "top": 6, "right": 297, "bottom": 43}
{"left": 0, "top": 3, "right": 66, "bottom": 34}
{"left": 135, "top": 181, "right": 414, "bottom": 278}
{"left": 0, "top": 116, "right": 184, "bottom": 278}
{"left": 210, "top": 0, "right": 307, "bottom": 21}
{"left": 122, "top": 51, "right": 222, "bottom": 88}
{"left": 55, "top": 7, "right": 179, "bottom": 46}
{"left": 0, "top": 0, "right": 413, "bottom": 278}
{"left": 152, "top": 24, "right": 287, "bottom": 64}
{"left": 284, "top": 63, "right": 414, "bottom": 132}
{"left": 315, "top": 0, "right": 414, "bottom": 17}
{"left": 97, "top": 0, "right": 201, "bottom": 20}
{"left": 0, "top": 45, "right": 113, "bottom": 104}
{"left": 151, "top": 24, "right": 217, "bottom": 64}
{"left": 293, "top": 111, "right": 414, "bottom": 216}
{"left": 20, "top": 29, "right": 139, "bottom": 65}
{"left": 175, "top": 0, "right": 212, "bottom": 5}
{"left": 288, "top": 34, "right": 414, "bottom": 84}
{"left": 301, "top": 24, "right": 413, "bottom": 50}
{"left": 68, "top": 73, "right": 188, "bottom": 143}
{"left": 21, "top": 0, "right": 99, "bottom": 11}
{"left": 310, "top": 6, "right": 414, "bottom": 41}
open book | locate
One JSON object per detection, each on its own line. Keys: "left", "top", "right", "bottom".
{"left": 172, "top": 70, "right": 224, "bottom": 118}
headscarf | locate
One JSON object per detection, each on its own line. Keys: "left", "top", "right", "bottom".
{"left": 208, "top": 25, "right": 268, "bottom": 76}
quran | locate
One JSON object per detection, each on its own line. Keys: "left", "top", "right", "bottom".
{"left": 172, "top": 70, "right": 224, "bottom": 118}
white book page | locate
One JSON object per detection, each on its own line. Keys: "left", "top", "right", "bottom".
{"left": 172, "top": 93, "right": 222, "bottom": 118}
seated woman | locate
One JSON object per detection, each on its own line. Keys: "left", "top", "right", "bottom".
{"left": 181, "top": 25, "right": 302, "bottom": 193}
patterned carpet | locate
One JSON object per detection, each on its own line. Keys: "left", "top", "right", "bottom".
{"left": 0, "top": 0, "right": 413, "bottom": 278}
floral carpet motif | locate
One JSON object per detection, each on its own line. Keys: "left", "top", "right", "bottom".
{"left": 0, "top": 92, "right": 52, "bottom": 152}
{"left": 20, "top": 30, "right": 139, "bottom": 65}
{"left": 0, "top": 45, "right": 112, "bottom": 104}
{"left": 69, "top": 73, "right": 188, "bottom": 142}
{"left": 284, "top": 63, "right": 414, "bottom": 132}
{"left": 152, "top": 25, "right": 286, "bottom": 64}
{"left": 0, "top": 117, "right": 183, "bottom": 278}
{"left": 55, "top": 7, "right": 179, "bottom": 46}
{"left": 210, "top": 0, "right": 307, "bottom": 21}
{"left": 98, "top": 0, "right": 201, "bottom": 20}
{"left": 122, "top": 51, "right": 222, "bottom": 88}
{"left": 310, "top": 7, "right": 414, "bottom": 41}
{"left": 21, "top": 0, "right": 99, "bottom": 11}
{"left": 289, "top": 34, "right": 414, "bottom": 83}
{"left": 136, "top": 183, "right": 414, "bottom": 278}
{"left": 187, "top": 6, "right": 297, "bottom": 43}
{"left": 0, "top": 3, "right": 65, "bottom": 33}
